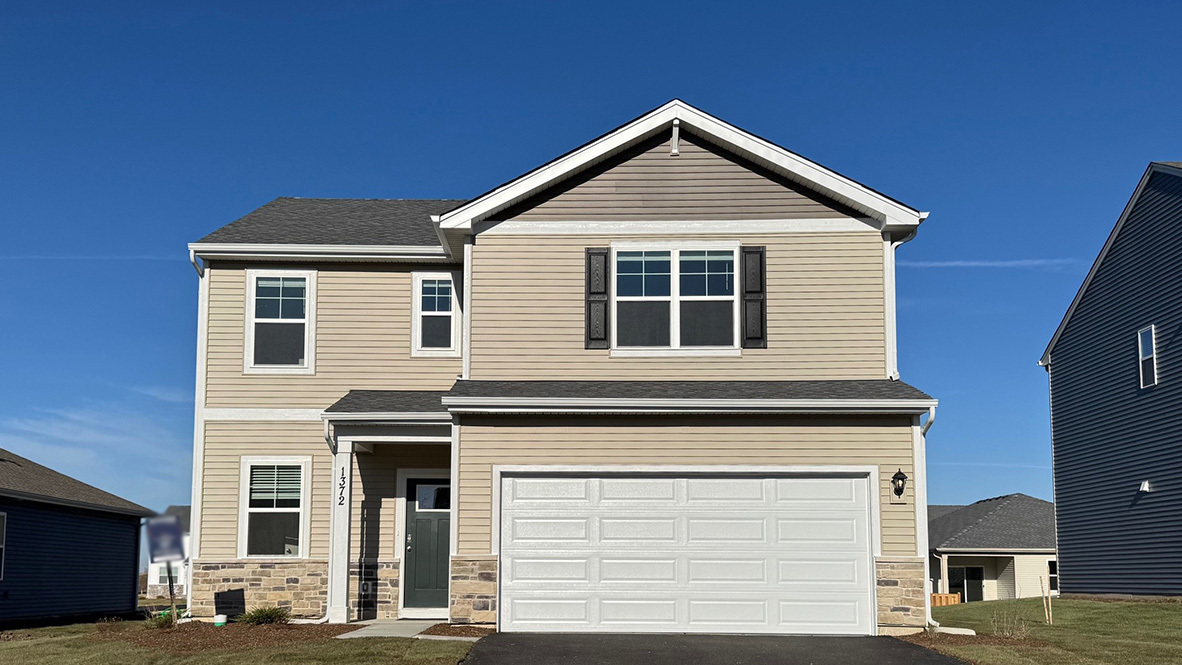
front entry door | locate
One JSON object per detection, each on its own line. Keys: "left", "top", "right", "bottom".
{"left": 404, "top": 479, "right": 450, "bottom": 608}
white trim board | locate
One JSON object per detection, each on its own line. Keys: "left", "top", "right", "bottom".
{"left": 439, "top": 100, "right": 926, "bottom": 233}
{"left": 442, "top": 397, "right": 938, "bottom": 415}
{"left": 189, "top": 242, "right": 452, "bottom": 264}
{"left": 205, "top": 408, "right": 325, "bottom": 421}
{"left": 476, "top": 218, "right": 880, "bottom": 235}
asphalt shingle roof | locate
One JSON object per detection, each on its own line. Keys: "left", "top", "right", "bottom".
{"left": 197, "top": 198, "right": 466, "bottom": 246}
{"left": 325, "top": 390, "right": 451, "bottom": 413}
{"left": 0, "top": 447, "right": 153, "bottom": 516}
{"left": 163, "top": 504, "right": 191, "bottom": 532}
{"left": 929, "top": 494, "right": 1056, "bottom": 551}
{"left": 447, "top": 379, "right": 933, "bottom": 401}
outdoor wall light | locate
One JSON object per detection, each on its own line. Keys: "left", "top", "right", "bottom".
{"left": 891, "top": 468, "right": 908, "bottom": 498}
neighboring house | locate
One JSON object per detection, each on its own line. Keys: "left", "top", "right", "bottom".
{"left": 1041, "top": 162, "right": 1182, "bottom": 596}
{"left": 145, "top": 505, "right": 191, "bottom": 598}
{"left": 929, "top": 494, "right": 1057, "bottom": 602}
{"left": 0, "top": 447, "right": 152, "bottom": 624}
{"left": 186, "top": 100, "right": 938, "bottom": 636}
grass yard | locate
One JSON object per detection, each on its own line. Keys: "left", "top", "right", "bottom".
{"left": 914, "top": 597, "right": 1182, "bottom": 665}
{"left": 0, "top": 621, "right": 472, "bottom": 665}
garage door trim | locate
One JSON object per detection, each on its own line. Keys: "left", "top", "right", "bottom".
{"left": 492, "top": 464, "right": 881, "bottom": 634}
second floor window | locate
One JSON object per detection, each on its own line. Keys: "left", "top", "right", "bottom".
{"left": 613, "top": 246, "right": 737, "bottom": 350}
{"left": 413, "top": 272, "right": 461, "bottom": 357}
{"left": 246, "top": 270, "right": 316, "bottom": 373}
{"left": 1139, "top": 325, "right": 1157, "bottom": 388}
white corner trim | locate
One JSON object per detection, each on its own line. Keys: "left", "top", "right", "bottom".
{"left": 236, "top": 455, "right": 313, "bottom": 560}
{"left": 204, "top": 408, "right": 325, "bottom": 421}
{"left": 243, "top": 268, "right": 317, "bottom": 375}
{"left": 189, "top": 269, "right": 209, "bottom": 571}
{"left": 411, "top": 270, "right": 462, "bottom": 358}
{"left": 477, "top": 218, "right": 879, "bottom": 236}
{"left": 462, "top": 238, "right": 473, "bottom": 379}
{"left": 439, "top": 100, "right": 926, "bottom": 231}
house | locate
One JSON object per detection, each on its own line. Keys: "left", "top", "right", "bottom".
{"left": 0, "top": 447, "right": 152, "bottom": 624}
{"left": 929, "top": 494, "right": 1057, "bottom": 602}
{"left": 186, "top": 100, "right": 937, "bottom": 636}
{"left": 145, "top": 505, "right": 191, "bottom": 599}
{"left": 1041, "top": 162, "right": 1182, "bottom": 596}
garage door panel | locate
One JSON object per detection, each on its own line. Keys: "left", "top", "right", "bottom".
{"left": 500, "top": 473, "right": 874, "bottom": 635}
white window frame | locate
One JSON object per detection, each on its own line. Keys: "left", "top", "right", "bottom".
{"left": 244, "top": 269, "right": 317, "bottom": 375}
{"left": 610, "top": 241, "right": 741, "bottom": 357}
{"left": 412, "top": 271, "right": 462, "bottom": 358}
{"left": 0, "top": 511, "right": 5, "bottom": 580}
{"left": 1047, "top": 559, "right": 1059, "bottom": 593}
{"left": 237, "top": 456, "right": 312, "bottom": 559}
{"left": 1138, "top": 324, "right": 1157, "bottom": 388}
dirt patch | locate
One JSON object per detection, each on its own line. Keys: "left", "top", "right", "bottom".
{"left": 898, "top": 632, "right": 1051, "bottom": 649}
{"left": 0, "top": 631, "right": 34, "bottom": 642}
{"left": 94, "top": 621, "right": 355, "bottom": 653}
{"left": 419, "top": 623, "right": 495, "bottom": 638}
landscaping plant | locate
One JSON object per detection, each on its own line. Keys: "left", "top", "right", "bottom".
{"left": 235, "top": 606, "right": 291, "bottom": 625}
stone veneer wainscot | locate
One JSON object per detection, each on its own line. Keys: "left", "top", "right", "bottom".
{"left": 450, "top": 555, "right": 497, "bottom": 624}
{"left": 875, "top": 558, "right": 927, "bottom": 635}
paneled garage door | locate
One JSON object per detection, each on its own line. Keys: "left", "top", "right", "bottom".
{"left": 498, "top": 472, "right": 875, "bottom": 634}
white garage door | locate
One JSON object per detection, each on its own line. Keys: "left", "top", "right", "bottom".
{"left": 498, "top": 473, "right": 874, "bottom": 635}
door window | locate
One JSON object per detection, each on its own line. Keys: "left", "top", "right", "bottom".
{"left": 415, "top": 483, "right": 449, "bottom": 511}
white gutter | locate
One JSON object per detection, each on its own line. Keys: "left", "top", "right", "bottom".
{"left": 320, "top": 412, "right": 452, "bottom": 422}
{"left": 189, "top": 248, "right": 204, "bottom": 277}
{"left": 188, "top": 242, "right": 454, "bottom": 263}
{"left": 442, "top": 397, "right": 938, "bottom": 415}
{"left": 922, "top": 404, "right": 937, "bottom": 435}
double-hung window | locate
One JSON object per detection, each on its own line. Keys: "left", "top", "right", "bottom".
{"left": 239, "top": 457, "right": 310, "bottom": 558}
{"left": 1138, "top": 325, "right": 1157, "bottom": 388}
{"left": 245, "top": 270, "right": 316, "bottom": 374}
{"left": 613, "top": 244, "right": 738, "bottom": 352}
{"left": 1047, "top": 560, "right": 1059, "bottom": 592}
{"left": 412, "top": 272, "right": 461, "bottom": 357}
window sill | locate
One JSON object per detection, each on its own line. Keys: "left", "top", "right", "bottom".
{"left": 243, "top": 365, "right": 316, "bottom": 376}
{"left": 609, "top": 348, "right": 742, "bottom": 358}
{"left": 411, "top": 349, "right": 462, "bottom": 359}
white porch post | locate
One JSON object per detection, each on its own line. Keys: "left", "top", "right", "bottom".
{"left": 939, "top": 554, "right": 949, "bottom": 594}
{"left": 327, "top": 440, "right": 353, "bottom": 623}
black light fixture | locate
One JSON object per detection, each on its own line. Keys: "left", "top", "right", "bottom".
{"left": 891, "top": 468, "right": 908, "bottom": 498}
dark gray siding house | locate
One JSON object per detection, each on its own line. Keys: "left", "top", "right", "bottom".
{"left": 1041, "top": 162, "right": 1182, "bottom": 595}
{"left": 0, "top": 447, "right": 153, "bottom": 623}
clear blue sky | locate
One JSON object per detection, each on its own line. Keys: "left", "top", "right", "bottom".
{"left": 2, "top": 1, "right": 1179, "bottom": 513}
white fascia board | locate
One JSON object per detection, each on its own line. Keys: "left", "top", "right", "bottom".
{"left": 439, "top": 99, "right": 927, "bottom": 231}
{"left": 933, "top": 548, "right": 1057, "bottom": 555}
{"left": 320, "top": 411, "right": 452, "bottom": 422}
{"left": 1040, "top": 163, "right": 1180, "bottom": 366}
{"left": 441, "top": 396, "right": 937, "bottom": 415}
{"left": 188, "top": 242, "right": 451, "bottom": 263}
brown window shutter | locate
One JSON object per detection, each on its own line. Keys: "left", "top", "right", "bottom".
{"left": 741, "top": 246, "right": 767, "bottom": 349}
{"left": 586, "top": 247, "right": 610, "bottom": 349}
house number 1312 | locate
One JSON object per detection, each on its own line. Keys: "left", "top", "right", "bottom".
{"left": 337, "top": 467, "right": 347, "bottom": 506}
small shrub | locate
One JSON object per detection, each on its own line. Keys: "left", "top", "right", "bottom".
{"left": 143, "top": 612, "right": 175, "bottom": 630}
{"left": 236, "top": 606, "right": 291, "bottom": 625}
{"left": 990, "top": 609, "right": 1030, "bottom": 639}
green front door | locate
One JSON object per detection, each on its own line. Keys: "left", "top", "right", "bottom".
{"left": 404, "top": 478, "right": 450, "bottom": 608}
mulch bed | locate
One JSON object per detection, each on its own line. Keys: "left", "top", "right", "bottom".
{"left": 95, "top": 621, "right": 356, "bottom": 653}
{"left": 419, "top": 623, "right": 495, "bottom": 638}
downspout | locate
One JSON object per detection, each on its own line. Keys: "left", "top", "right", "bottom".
{"left": 290, "top": 419, "right": 336, "bottom": 624}
{"left": 921, "top": 403, "right": 938, "bottom": 628}
{"left": 189, "top": 248, "right": 204, "bottom": 277}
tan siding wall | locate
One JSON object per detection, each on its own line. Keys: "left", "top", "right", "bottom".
{"left": 1014, "top": 554, "right": 1055, "bottom": 599}
{"left": 198, "top": 420, "right": 448, "bottom": 561}
{"left": 456, "top": 415, "right": 916, "bottom": 556}
{"left": 492, "top": 131, "right": 855, "bottom": 221}
{"left": 469, "top": 231, "right": 887, "bottom": 379}
{"left": 205, "top": 263, "right": 461, "bottom": 409}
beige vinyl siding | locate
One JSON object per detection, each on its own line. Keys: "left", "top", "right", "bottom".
{"left": 455, "top": 415, "right": 916, "bottom": 556}
{"left": 469, "top": 231, "right": 887, "bottom": 379}
{"left": 491, "top": 130, "right": 857, "bottom": 221}
{"left": 945, "top": 556, "right": 1001, "bottom": 601}
{"left": 198, "top": 420, "right": 448, "bottom": 561}
{"left": 205, "top": 263, "right": 462, "bottom": 409}
{"left": 997, "top": 557, "right": 1017, "bottom": 599}
{"left": 1014, "top": 554, "right": 1056, "bottom": 598}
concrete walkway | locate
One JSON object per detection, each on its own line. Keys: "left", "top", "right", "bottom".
{"left": 335, "top": 619, "right": 437, "bottom": 638}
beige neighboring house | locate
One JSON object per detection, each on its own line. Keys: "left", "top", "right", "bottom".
{"left": 186, "top": 100, "right": 937, "bottom": 636}
{"left": 929, "top": 494, "right": 1058, "bottom": 602}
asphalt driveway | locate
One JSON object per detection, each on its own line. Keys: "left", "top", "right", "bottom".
{"left": 463, "top": 633, "right": 963, "bottom": 665}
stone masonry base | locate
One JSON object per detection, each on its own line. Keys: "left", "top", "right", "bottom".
{"left": 191, "top": 559, "right": 400, "bottom": 620}
{"left": 348, "top": 560, "right": 400, "bottom": 620}
{"left": 876, "top": 558, "right": 927, "bottom": 633}
{"left": 450, "top": 555, "right": 497, "bottom": 624}
{"left": 146, "top": 583, "right": 187, "bottom": 599}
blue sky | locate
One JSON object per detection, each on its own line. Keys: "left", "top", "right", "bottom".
{"left": 1, "top": 1, "right": 1180, "bottom": 513}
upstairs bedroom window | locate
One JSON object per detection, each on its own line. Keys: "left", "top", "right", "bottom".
{"left": 239, "top": 457, "right": 310, "bottom": 558}
{"left": 1139, "top": 325, "right": 1157, "bottom": 388}
{"left": 412, "top": 272, "right": 461, "bottom": 357}
{"left": 245, "top": 269, "right": 316, "bottom": 374}
{"left": 611, "top": 244, "right": 738, "bottom": 354}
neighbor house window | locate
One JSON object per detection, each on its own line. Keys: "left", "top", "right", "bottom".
{"left": 412, "top": 272, "right": 461, "bottom": 357}
{"left": 613, "top": 245, "right": 737, "bottom": 350}
{"left": 245, "top": 270, "right": 316, "bottom": 374}
{"left": 239, "top": 458, "right": 310, "bottom": 558}
{"left": 1139, "top": 325, "right": 1157, "bottom": 388}
{"left": 1048, "top": 560, "right": 1058, "bottom": 592}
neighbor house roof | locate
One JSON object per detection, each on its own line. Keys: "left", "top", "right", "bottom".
{"left": 929, "top": 494, "right": 1056, "bottom": 552}
{"left": 324, "top": 390, "right": 451, "bottom": 415}
{"left": 162, "top": 504, "right": 191, "bottom": 532}
{"left": 0, "top": 447, "right": 153, "bottom": 516}
{"left": 196, "top": 197, "right": 465, "bottom": 247}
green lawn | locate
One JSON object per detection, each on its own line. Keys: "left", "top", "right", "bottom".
{"left": 927, "top": 597, "right": 1182, "bottom": 665}
{"left": 0, "top": 623, "right": 471, "bottom": 665}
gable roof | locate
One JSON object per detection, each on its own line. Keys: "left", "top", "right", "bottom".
{"left": 0, "top": 447, "right": 153, "bottom": 516}
{"left": 929, "top": 493, "right": 1055, "bottom": 552}
{"left": 438, "top": 100, "right": 927, "bottom": 237}
{"left": 162, "top": 504, "right": 191, "bottom": 532}
{"left": 1041, "top": 162, "right": 1182, "bottom": 366}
